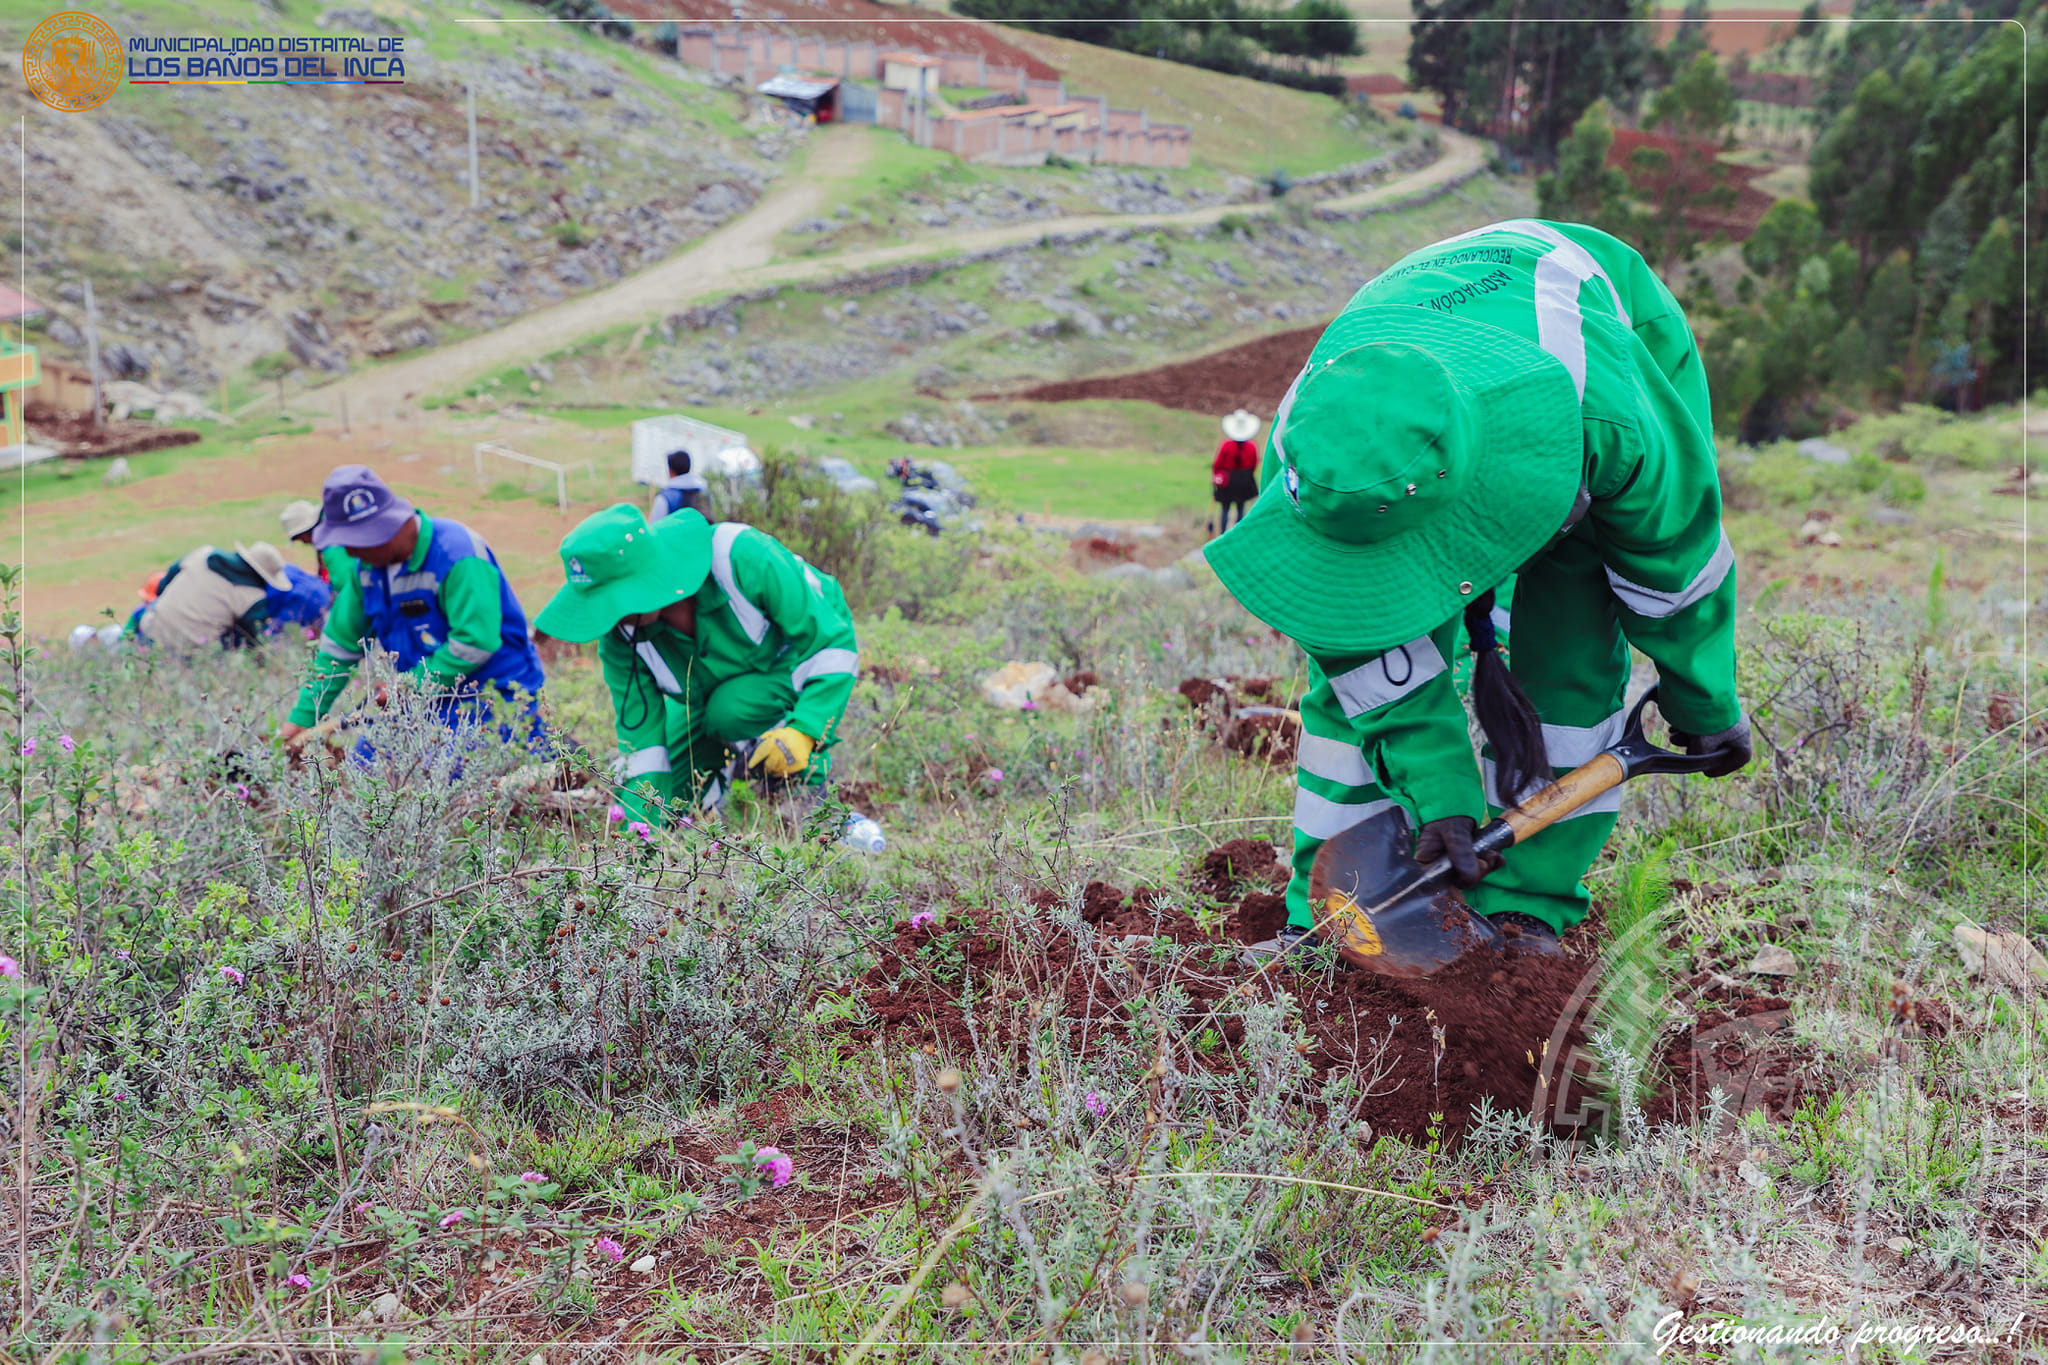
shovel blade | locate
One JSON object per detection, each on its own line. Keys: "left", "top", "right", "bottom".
{"left": 1309, "top": 806, "right": 1503, "bottom": 977}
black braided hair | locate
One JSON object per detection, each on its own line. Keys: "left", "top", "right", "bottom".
{"left": 1464, "top": 588, "right": 1551, "bottom": 808}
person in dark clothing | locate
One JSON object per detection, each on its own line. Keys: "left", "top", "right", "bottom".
{"left": 650, "top": 449, "right": 709, "bottom": 524}
{"left": 1211, "top": 408, "right": 1263, "bottom": 534}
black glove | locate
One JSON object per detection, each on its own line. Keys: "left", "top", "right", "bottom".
{"left": 1669, "top": 715, "right": 1753, "bottom": 778}
{"left": 1414, "top": 816, "right": 1500, "bottom": 888}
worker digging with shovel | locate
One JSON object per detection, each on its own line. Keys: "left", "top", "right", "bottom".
{"left": 1207, "top": 220, "right": 1750, "bottom": 973}
{"left": 276, "top": 466, "right": 550, "bottom": 762}
{"left": 533, "top": 504, "right": 858, "bottom": 830}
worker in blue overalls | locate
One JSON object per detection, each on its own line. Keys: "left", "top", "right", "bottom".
{"left": 276, "top": 465, "right": 548, "bottom": 761}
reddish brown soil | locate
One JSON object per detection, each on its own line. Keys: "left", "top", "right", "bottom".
{"left": 606, "top": 0, "right": 1060, "bottom": 79}
{"left": 1221, "top": 709, "right": 1298, "bottom": 766}
{"left": 1063, "top": 669, "right": 1099, "bottom": 696}
{"left": 27, "top": 412, "right": 203, "bottom": 458}
{"left": 841, "top": 844, "right": 1837, "bottom": 1148}
{"left": 844, "top": 870, "right": 1605, "bottom": 1146}
{"left": 1607, "top": 129, "right": 1776, "bottom": 242}
{"left": 1191, "top": 837, "right": 1281, "bottom": 897}
{"left": 1648, "top": 5, "right": 1847, "bottom": 57}
{"left": 1644, "top": 972, "right": 1823, "bottom": 1129}
{"left": 1011, "top": 326, "right": 1324, "bottom": 419}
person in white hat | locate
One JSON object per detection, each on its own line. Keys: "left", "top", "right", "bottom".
{"left": 130, "top": 542, "right": 332, "bottom": 649}
{"left": 280, "top": 498, "right": 353, "bottom": 588}
{"left": 1210, "top": 409, "right": 1263, "bottom": 535}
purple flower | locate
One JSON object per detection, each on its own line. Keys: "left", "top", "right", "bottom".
{"left": 1085, "top": 1091, "right": 1108, "bottom": 1118}
{"left": 518, "top": 1171, "right": 545, "bottom": 1183}
{"left": 439, "top": 1210, "right": 466, "bottom": 1229}
{"left": 287, "top": 1272, "right": 311, "bottom": 1290}
{"left": 629, "top": 821, "right": 653, "bottom": 842}
{"left": 220, "top": 965, "right": 244, "bottom": 986}
{"left": 593, "top": 1236, "right": 624, "bottom": 1263}
{"left": 755, "top": 1147, "right": 794, "bottom": 1189}
{"left": 57, "top": 735, "right": 74, "bottom": 753}
{"left": 607, "top": 804, "right": 626, "bottom": 823}
{"left": 909, "top": 911, "right": 935, "bottom": 931}
{"left": 234, "top": 783, "right": 251, "bottom": 802}
{"left": 1021, "top": 699, "right": 1036, "bottom": 711}
{"left": 0, "top": 954, "right": 17, "bottom": 979}
{"left": 18, "top": 738, "right": 32, "bottom": 757}
{"left": 112, "top": 1092, "right": 128, "bottom": 1102}
{"left": 354, "top": 1202, "right": 373, "bottom": 1215}
{"left": 115, "top": 949, "right": 131, "bottom": 960}
{"left": 984, "top": 768, "right": 1004, "bottom": 784}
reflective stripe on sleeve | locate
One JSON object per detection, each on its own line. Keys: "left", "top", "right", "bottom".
{"left": 623, "top": 745, "right": 672, "bottom": 778}
{"left": 445, "top": 638, "right": 494, "bottom": 665}
{"left": 710, "top": 522, "right": 771, "bottom": 644}
{"left": 1327, "top": 636, "right": 1447, "bottom": 718}
{"left": 790, "top": 647, "right": 858, "bottom": 692}
{"left": 1605, "top": 530, "right": 1735, "bottom": 619}
{"left": 1292, "top": 789, "right": 1396, "bottom": 842}
{"left": 635, "top": 641, "right": 683, "bottom": 695}
{"left": 318, "top": 638, "right": 364, "bottom": 662}
{"left": 1296, "top": 732, "right": 1375, "bottom": 788}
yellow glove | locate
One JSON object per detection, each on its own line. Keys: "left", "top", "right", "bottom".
{"left": 748, "top": 727, "right": 815, "bottom": 778}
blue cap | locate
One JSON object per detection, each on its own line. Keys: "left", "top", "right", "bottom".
{"left": 312, "top": 465, "right": 415, "bottom": 549}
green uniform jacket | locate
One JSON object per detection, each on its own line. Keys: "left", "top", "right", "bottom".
{"left": 603, "top": 520, "right": 858, "bottom": 812}
{"left": 1268, "top": 219, "right": 1741, "bottom": 829}
{"left": 289, "top": 513, "right": 511, "bottom": 726}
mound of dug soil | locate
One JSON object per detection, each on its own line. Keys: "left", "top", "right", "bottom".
{"left": 842, "top": 845, "right": 1835, "bottom": 1149}
{"left": 844, "top": 869, "right": 1605, "bottom": 1146}
{"left": 29, "top": 412, "right": 203, "bottom": 459}
{"left": 1011, "top": 326, "right": 1324, "bottom": 418}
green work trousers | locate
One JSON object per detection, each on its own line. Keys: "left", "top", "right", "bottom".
{"left": 652, "top": 669, "right": 829, "bottom": 806}
{"left": 1286, "top": 534, "right": 1631, "bottom": 934}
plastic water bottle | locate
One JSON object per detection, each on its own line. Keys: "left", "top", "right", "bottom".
{"left": 841, "top": 812, "right": 886, "bottom": 854}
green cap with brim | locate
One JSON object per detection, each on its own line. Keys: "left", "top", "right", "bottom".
{"left": 535, "top": 504, "right": 714, "bottom": 643}
{"left": 1204, "top": 306, "right": 1582, "bottom": 656}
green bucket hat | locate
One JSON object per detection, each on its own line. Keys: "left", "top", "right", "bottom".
{"left": 1204, "top": 306, "right": 1582, "bottom": 656}
{"left": 535, "top": 504, "right": 714, "bottom": 643}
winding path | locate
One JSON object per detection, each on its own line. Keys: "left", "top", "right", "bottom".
{"left": 306, "top": 125, "right": 1488, "bottom": 424}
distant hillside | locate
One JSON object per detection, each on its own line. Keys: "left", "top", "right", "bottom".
{"left": 2, "top": 0, "right": 792, "bottom": 393}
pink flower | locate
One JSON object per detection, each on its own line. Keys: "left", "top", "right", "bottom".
{"left": 115, "top": 949, "right": 131, "bottom": 960}
{"left": 287, "top": 1273, "right": 311, "bottom": 1290}
{"left": 593, "top": 1236, "right": 624, "bottom": 1263}
{"left": 1085, "top": 1091, "right": 1107, "bottom": 1118}
{"left": 755, "top": 1147, "right": 794, "bottom": 1189}
{"left": 303, "top": 627, "right": 317, "bottom": 641}
{"left": 0, "top": 955, "right": 18, "bottom": 978}
{"left": 57, "top": 735, "right": 74, "bottom": 753}
{"left": 1021, "top": 700, "right": 1036, "bottom": 711}
{"left": 909, "top": 911, "right": 934, "bottom": 931}
{"left": 607, "top": 804, "right": 626, "bottom": 823}
{"left": 518, "top": 1171, "right": 545, "bottom": 1183}
{"left": 439, "top": 1210, "right": 466, "bottom": 1229}
{"left": 354, "top": 1202, "right": 373, "bottom": 1215}
{"left": 18, "top": 738, "right": 32, "bottom": 757}
{"left": 629, "top": 821, "right": 653, "bottom": 842}
{"left": 220, "top": 966, "right": 244, "bottom": 986}
{"left": 984, "top": 768, "right": 1004, "bottom": 784}
{"left": 234, "top": 783, "right": 251, "bottom": 802}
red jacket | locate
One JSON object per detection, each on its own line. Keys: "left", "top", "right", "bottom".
{"left": 1212, "top": 439, "right": 1259, "bottom": 486}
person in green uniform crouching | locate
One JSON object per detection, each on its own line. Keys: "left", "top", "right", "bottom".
{"left": 534, "top": 504, "right": 859, "bottom": 827}
{"left": 1206, "top": 219, "right": 1751, "bottom": 958}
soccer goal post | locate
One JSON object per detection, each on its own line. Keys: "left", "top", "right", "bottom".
{"left": 473, "top": 441, "right": 594, "bottom": 513}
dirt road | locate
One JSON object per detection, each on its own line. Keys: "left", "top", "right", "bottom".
{"left": 308, "top": 126, "right": 1489, "bottom": 423}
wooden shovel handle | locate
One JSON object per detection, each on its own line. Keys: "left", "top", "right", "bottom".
{"left": 1500, "top": 753, "right": 1627, "bottom": 844}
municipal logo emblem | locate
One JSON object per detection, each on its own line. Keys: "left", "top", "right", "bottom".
{"left": 341, "top": 488, "right": 378, "bottom": 521}
{"left": 567, "top": 556, "right": 592, "bottom": 585}
{"left": 1283, "top": 466, "right": 1301, "bottom": 508}
{"left": 23, "top": 12, "right": 123, "bottom": 113}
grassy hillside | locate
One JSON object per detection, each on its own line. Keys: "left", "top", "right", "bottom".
{"left": 1, "top": 0, "right": 789, "bottom": 395}
{"left": 1003, "top": 28, "right": 1393, "bottom": 178}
